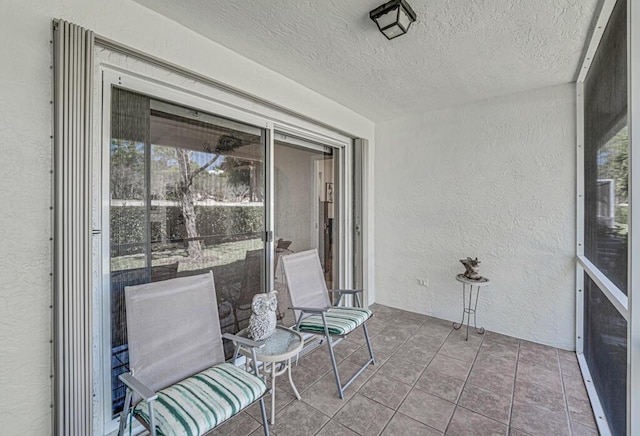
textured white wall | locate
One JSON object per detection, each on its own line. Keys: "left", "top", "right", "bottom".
{"left": 375, "top": 84, "right": 576, "bottom": 349}
{"left": 0, "top": 1, "right": 373, "bottom": 434}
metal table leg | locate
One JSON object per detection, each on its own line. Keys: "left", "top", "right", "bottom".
{"left": 270, "top": 362, "right": 276, "bottom": 425}
{"left": 287, "top": 357, "right": 301, "bottom": 400}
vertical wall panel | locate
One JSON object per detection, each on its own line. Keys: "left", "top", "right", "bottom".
{"left": 628, "top": 0, "right": 640, "bottom": 433}
{"left": 53, "top": 19, "right": 94, "bottom": 436}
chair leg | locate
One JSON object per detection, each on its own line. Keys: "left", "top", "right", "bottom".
{"left": 322, "top": 312, "right": 344, "bottom": 399}
{"left": 148, "top": 401, "right": 157, "bottom": 436}
{"left": 259, "top": 397, "right": 270, "bottom": 436}
{"left": 117, "top": 389, "right": 132, "bottom": 436}
{"left": 326, "top": 334, "right": 344, "bottom": 399}
{"left": 362, "top": 322, "right": 376, "bottom": 365}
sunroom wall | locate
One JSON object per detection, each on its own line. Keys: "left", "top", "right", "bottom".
{"left": 0, "top": 0, "right": 374, "bottom": 434}
{"left": 374, "top": 84, "right": 576, "bottom": 349}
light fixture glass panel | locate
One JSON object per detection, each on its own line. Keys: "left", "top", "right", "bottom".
{"left": 376, "top": 8, "right": 399, "bottom": 29}
{"left": 382, "top": 24, "right": 403, "bottom": 39}
{"left": 397, "top": 8, "right": 412, "bottom": 30}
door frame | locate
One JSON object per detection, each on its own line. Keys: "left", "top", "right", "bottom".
{"left": 271, "top": 127, "right": 352, "bottom": 292}
{"left": 96, "top": 66, "right": 354, "bottom": 434}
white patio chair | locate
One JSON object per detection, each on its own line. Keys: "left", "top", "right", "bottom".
{"left": 281, "top": 249, "right": 375, "bottom": 399}
{"left": 117, "top": 271, "right": 270, "bottom": 436}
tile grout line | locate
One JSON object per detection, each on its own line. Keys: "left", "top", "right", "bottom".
{"left": 357, "top": 314, "right": 428, "bottom": 436}
{"left": 376, "top": 318, "right": 453, "bottom": 434}
{"left": 443, "top": 326, "right": 486, "bottom": 435}
{"left": 448, "top": 335, "right": 521, "bottom": 431}
{"left": 318, "top": 313, "right": 424, "bottom": 436}
{"left": 506, "top": 336, "right": 521, "bottom": 433}
{"left": 559, "top": 350, "right": 575, "bottom": 436}
{"left": 369, "top": 314, "right": 420, "bottom": 436}
{"left": 286, "top": 307, "right": 577, "bottom": 436}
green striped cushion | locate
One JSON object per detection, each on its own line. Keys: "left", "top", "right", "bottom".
{"left": 298, "top": 307, "right": 372, "bottom": 336}
{"left": 133, "top": 363, "right": 267, "bottom": 436}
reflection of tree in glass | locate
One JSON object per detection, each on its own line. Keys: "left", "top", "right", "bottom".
{"left": 111, "top": 133, "right": 259, "bottom": 261}
{"left": 598, "top": 126, "right": 628, "bottom": 236}
{"left": 175, "top": 135, "right": 243, "bottom": 260}
{"left": 222, "top": 158, "right": 262, "bottom": 202}
{"left": 111, "top": 139, "right": 145, "bottom": 200}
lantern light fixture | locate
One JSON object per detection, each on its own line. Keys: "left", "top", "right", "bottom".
{"left": 369, "top": 0, "right": 417, "bottom": 40}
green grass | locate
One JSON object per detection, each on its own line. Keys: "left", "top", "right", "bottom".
{"left": 111, "top": 238, "right": 263, "bottom": 272}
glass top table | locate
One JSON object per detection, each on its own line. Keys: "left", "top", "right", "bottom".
{"left": 233, "top": 326, "right": 304, "bottom": 424}
{"left": 235, "top": 325, "right": 303, "bottom": 362}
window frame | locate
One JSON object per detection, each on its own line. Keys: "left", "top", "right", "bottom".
{"left": 575, "top": 0, "right": 638, "bottom": 434}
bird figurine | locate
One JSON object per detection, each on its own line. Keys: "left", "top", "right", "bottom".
{"left": 460, "top": 257, "right": 482, "bottom": 280}
{"left": 248, "top": 290, "right": 278, "bottom": 341}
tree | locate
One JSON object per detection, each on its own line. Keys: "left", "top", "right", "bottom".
{"left": 175, "top": 135, "right": 243, "bottom": 260}
{"left": 599, "top": 127, "right": 628, "bottom": 202}
{"left": 110, "top": 139, "right": 144, "bottom": 200}
{"left": 598, "top": 126, "right": 629, "bottom": 237}
{"left": 221, "top": 158, "right": 262, "bottom": 202}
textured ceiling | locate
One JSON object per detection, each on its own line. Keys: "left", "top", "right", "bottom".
{"left": 132, "top": 0, "right": 599, "bottom": 122}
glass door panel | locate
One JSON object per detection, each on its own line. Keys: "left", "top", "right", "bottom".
{"left": 273, "top": 136, "right": 337, "bottom": 327}
{"left": 109, "top": 88, "right": 265, "bottom": 416}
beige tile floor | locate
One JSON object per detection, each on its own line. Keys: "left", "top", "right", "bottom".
{"left": 211, "top": 304, "right": 599, "bottom": 436}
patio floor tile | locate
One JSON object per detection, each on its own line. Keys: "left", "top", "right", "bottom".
{"left": 359, "top": 372, "right": 412, "bottom": 409}
{"left": 415, "top": 367, "right": 466, "bottom": 403}
{"left": 458, "top": 384, "right": 512, "bottom": 424}
{"left": 334, "top": 393, "right": 395, "bottom": 435}
{"left": 233, "top": 304, "right": 598, "bottom": 436}
{"left": 381, "top": 412, "right": 443, "bottom": 435}
{"left": 446, "top": 406, "right": 508, "bottom": 436}
{"left": 398, "top": 388, "right": 456, "bottom": 432}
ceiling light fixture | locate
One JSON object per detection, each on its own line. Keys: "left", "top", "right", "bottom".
{"left": 369, "top": 0, "right": 417, "bottom": 40}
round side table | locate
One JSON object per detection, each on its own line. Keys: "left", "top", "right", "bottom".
{"left": 453, "top": 274, "right": 490, "bottom": 341}
{"left": 233, "top": 326, "right": 304, "bottom": 424}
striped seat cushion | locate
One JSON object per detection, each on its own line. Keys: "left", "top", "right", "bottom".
{"left": 298, "top": 307, "right": 372, "bottom": 336}
{"left": 133, "top": 363, "right": 267, "bottom": 436}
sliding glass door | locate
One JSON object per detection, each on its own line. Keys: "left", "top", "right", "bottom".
{"left": 272, "top": 134, "right": 338, "bottom": 327}
{"left": 99, "top": 70, "right": 354, "bottom": 430}
{"left": 108, "top": 88, "right": 266, "bottom": 416}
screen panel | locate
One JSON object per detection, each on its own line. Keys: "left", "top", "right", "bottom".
{"left": 583, "top": 0, "right": 628, "bottom": 294}
{"left": 583, "top": 273, "right": 627, "bottom": 436}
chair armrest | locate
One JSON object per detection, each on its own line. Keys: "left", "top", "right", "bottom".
{"left": 328, "top": 289, "right": 364, "bottom": 295}
{"left": 289, "top": 306, "right": 331, "bottom": 314}
{"left": 119, "top": 373, "right": 158, "bottom": 403}
{"left": 222, "top": 332, "right": 265, "bottom": 349}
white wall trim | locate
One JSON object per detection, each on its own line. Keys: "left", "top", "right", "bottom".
{"left": 576, "top": 82, "right": 585, "bottom": 354}
{"left": 95, "top": 36, "right": 359, "bottom": 140}
{"left": 577, "top": 255, "right": 629, "bottom": 320}
{"left": 577, "top": 0, "right": 620, "bottom": 83}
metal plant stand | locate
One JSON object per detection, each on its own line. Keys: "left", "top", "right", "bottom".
{"left": 453, "top": 274, "right": 490, "bottom": 340}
